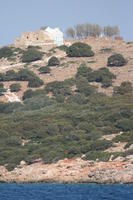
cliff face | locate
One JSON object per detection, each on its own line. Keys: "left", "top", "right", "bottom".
{"left": 0, "top": 158, "right": 133, "bottom": 183}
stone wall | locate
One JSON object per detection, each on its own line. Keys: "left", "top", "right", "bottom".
{"left": 14, "top": 30, "right": 55, "bottom": 48}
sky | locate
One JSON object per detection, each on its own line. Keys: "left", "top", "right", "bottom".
{"left": 0, "top": 0, "right": 132, "bottom": 45}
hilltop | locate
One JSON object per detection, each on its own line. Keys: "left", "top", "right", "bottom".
{"left": 0, "top": 36, "right": 133, "bottom": 183}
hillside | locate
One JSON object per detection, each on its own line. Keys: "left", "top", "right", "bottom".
{"left": 0, "top": 37, "right": 133, "bottom": 183}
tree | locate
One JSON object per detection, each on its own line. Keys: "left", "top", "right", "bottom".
{"left": 48, "top": 56, "right": 60, "bottom": 66}
{"left": 21, "top": 48, "right": 43, "bottom": 63}
{"left": 66, "top": 27, "right": 76, "bottom": 39}
{"left": 39, "top": 66, "right": 51, "bottom": 74}
{"left": 75, "top": 24, "right": 85, "bottom": 39}
{"left": 104, "top": 26, "right": 120, "bottom": 37}
{"left": 10, "top": 83, "right": 21, "bottom": 92}
{"left": 114, "top": 82, "right": 133, "bottom": 95}
{"left": 91, "top": 24, "right": 102, "bottom": 37}
{"left": 66, "top": 42, "right": 94, "bottom": 57}
{"left": 107, "top": 54, "right": 127, "bottom": 67}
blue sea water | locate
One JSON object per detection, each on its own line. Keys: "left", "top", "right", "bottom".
{"left": 0, "top": 183, "right": 133, "bottom": 200}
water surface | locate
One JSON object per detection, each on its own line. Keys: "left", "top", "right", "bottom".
{"left": 0, "top": 183, "right": 133, "bottom": 200}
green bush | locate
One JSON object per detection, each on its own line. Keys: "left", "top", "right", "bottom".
{"left": 28, "top": 77, "right": 43, "bottom": 88}
{"left": 113, "top": 82, "right": 133, "bottom": 95}
{"left": 66, "top": 42, "right": 94, "bottom": 57}
{"left": 45, "top": 81, "right": 71, "bottom": 96}
{"left": 5, "top": 70, "right": 17, "bottom": 81}
{"left": 39, "top": 66, "right": 51, "bottom": 74}
{"left": 10, "top": 83, "right": 21, "bottom": 92}
{"left": 0, "top": 47, "right": 13, "bottom": 59}
{"left": 48, "top": 56, "right": 60, "bottom": 66}
{"left": 76, "top": 65, "right": 115, "bottom": 88}
{"left": 21, "top": 48, "right": 43, "bottom": 63}
{"left": 116, "top": 119, "right": 133, "bottom": 131}
{"left": 57, "top": 45, "right": 68, "bottom": 52}
{"left": 17, "top": 68, "right": 43, "bottom": 88}
{"left": 113, "top": 132, "right": 133, "bottom": 143}
{"left": 0, "top": 83, "right": 6, "bottom": 96}
{"left": 107, "top": 54, "right": 127, "bottom": 67}
{"left": 76, "top": 76, "right": 96, "bottom": 96}
{"left": 76, "top": 63, "right": 92, "bottom": 78}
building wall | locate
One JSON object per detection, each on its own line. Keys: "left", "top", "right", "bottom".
{"left": 14, "top": 28, "right": 64, "bottom": 48}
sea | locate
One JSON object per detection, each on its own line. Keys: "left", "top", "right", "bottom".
{"left": 0, "top": 183, "right": 133, "bottom": 200}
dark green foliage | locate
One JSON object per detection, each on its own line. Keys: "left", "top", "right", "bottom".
{"left": 76, "top": 64, "right": 115, "bottom": 88}
{"left": 21, "top": 48, "right": 43, "bottom": 63}
{"left": 116, "top": 119, "right": 133, "bottom": 131}
{"left": 114, "top": 82, "right": 133, "bottom": 95}
{"left": 85, "top": 151, "right": 111, "bottom": 161}
{"left": 57, "top": 45, "right": 68, "bottom": 52}
{"left": 23, "top": 89, "right": 45, "bottom": 100}
{"left": 0, "top": 83, "right": 6, "bottom": 96}
{"left": 17, "top": 69, "right": 43, "bottom": 88}
{"left": 45, "top": 81, "right": 72, "bottom": 96}
{"left": 76, "top": 76, "right": 96, "bottom": 96}
{"left": 6, "top": 70, "right": 17, "bottom": 81}
{"left": 107, "top": 54, "right": 127, "bottom": 67}
{"left": 0, "top": 47, "right": 13, "bottom": 59}
{"left": 48, "top": 56, "right": 60, "bottom": 66}
{"left": 0, "top": 72, "right": 133, "bottom": 169}
{"left": 0, "top": 69, "right": 43, "bottom": 88}
{"left": 10, "top": 83, "right": 21, "bottom": 92}
{"left": 76, "top": 63, "right": 92, "bottom": 78}
{"left": 113, "top": 132, "right": 133, "bottom": 143}
{"left": 66, "top": 42, "right": 94, "bottom": 57}
{"left": 88, "top": 67, "right": 115, "bottom": 87}
{"left": 39, "top": 66, "right": 51, "bottom": 74}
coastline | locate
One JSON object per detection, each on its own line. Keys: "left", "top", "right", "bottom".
{"left": 0, "top": 158, "right": 133, "bottom": 184}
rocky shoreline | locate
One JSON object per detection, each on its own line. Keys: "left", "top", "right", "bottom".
{"left": 0, "top": 158, "right": 133, "bottom": 184}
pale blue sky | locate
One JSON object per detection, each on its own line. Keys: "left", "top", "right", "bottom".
{"left": 0, "top": 0, "right": 132, "bottom": 45}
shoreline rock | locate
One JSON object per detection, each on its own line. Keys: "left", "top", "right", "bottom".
{"left": 0, "top": 158, "right": 133, "bottom": 184}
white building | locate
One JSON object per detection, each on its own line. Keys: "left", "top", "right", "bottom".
{"left": 45, "top": 27, "right": 64, "bottom": 46}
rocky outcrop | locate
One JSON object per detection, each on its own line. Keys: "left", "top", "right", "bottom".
{"left": 0, "top": 158, "right": 133, "bottom": 183}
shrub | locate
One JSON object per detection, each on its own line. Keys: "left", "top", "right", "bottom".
{"left": 0, "top": 83, "right": 6, "bottom": 96}
{"left": 116, "top": 119, "right": 133, "bottom": 131}
{"left": 17, "top": 69, "right": 43, "bottom": 88}
{"left": 57, "top": 45, "right": 68, "bottom": 52}
{"left": 76, "top": 63, "right": 92, "bottom": 78}
{"left": 6, "top": 70, "right": 17, "bottom": 81}
{"left": 45, "top": 81, "right": 71, "bottom": 96}
{"left": 28, "top": 77, "right": 43, "bottom": 88}
{"left": 76, "top": 76, "right": 96, "bottom": 96}
{"left": 88, "top": 67, "right": 115, "bottom": 87}
{"left": 48, "top": 56, "right": 60, "bottom": 66}
{"left": 21, "top": 48, "right": 43, "bottom": 63}
{"left": 107, "top": 54, "right": 127, "bottom": 67}
{"left": 10, "top": 83, "right": 21, "bottom": 92}
{"left": 39, "top": 66, "right": 51, "bottom": 74}
{"left": 66, "top": 42, "right": 94, "bottom": 57}
{"left": 113, "top": 82, "right": 133, "bottom": 95}
{"left": 0, "top": 47, "right": 13, "bottom": 59}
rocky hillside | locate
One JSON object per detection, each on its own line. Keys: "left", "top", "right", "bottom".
{"left": 0, "top": 37, "right": 133, "bottom": 183}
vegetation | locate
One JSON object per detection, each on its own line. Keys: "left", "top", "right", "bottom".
{"left": 0, "top": 83, "right": 6, "bottom": 95}
{"left": 107, "top": 54, "right": 127, "bottom": 67}
{"left": 76, "top": 63, "right": 115, "bottom": 87}
{"left": 21, "top": 47, "right": 43, "bottom": 63}
{"left": 48, "top": 56, "right": 60, "bottom": 66}
{"left": 0, "top": 47, "right": 13, "bottom": 59}
{"left": 10, "top": 83, "right": 21, "bottom": 92}
{"left": 0, "top": 69, "right": 43, "bottom": 88}
{"left": 66, "top": 23, "right": 120, "bottom": 39}
{"left": 66, "top": 42, "right": 94, "bottom": 57}
{"left": 0, "top": 66, "right": 132, "bottom": 170}
{"left": 39, "top": 66, "right": 51, "bottom": 74}
{"left": 113, "top": 82, "right": 133, "bottom": 95}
